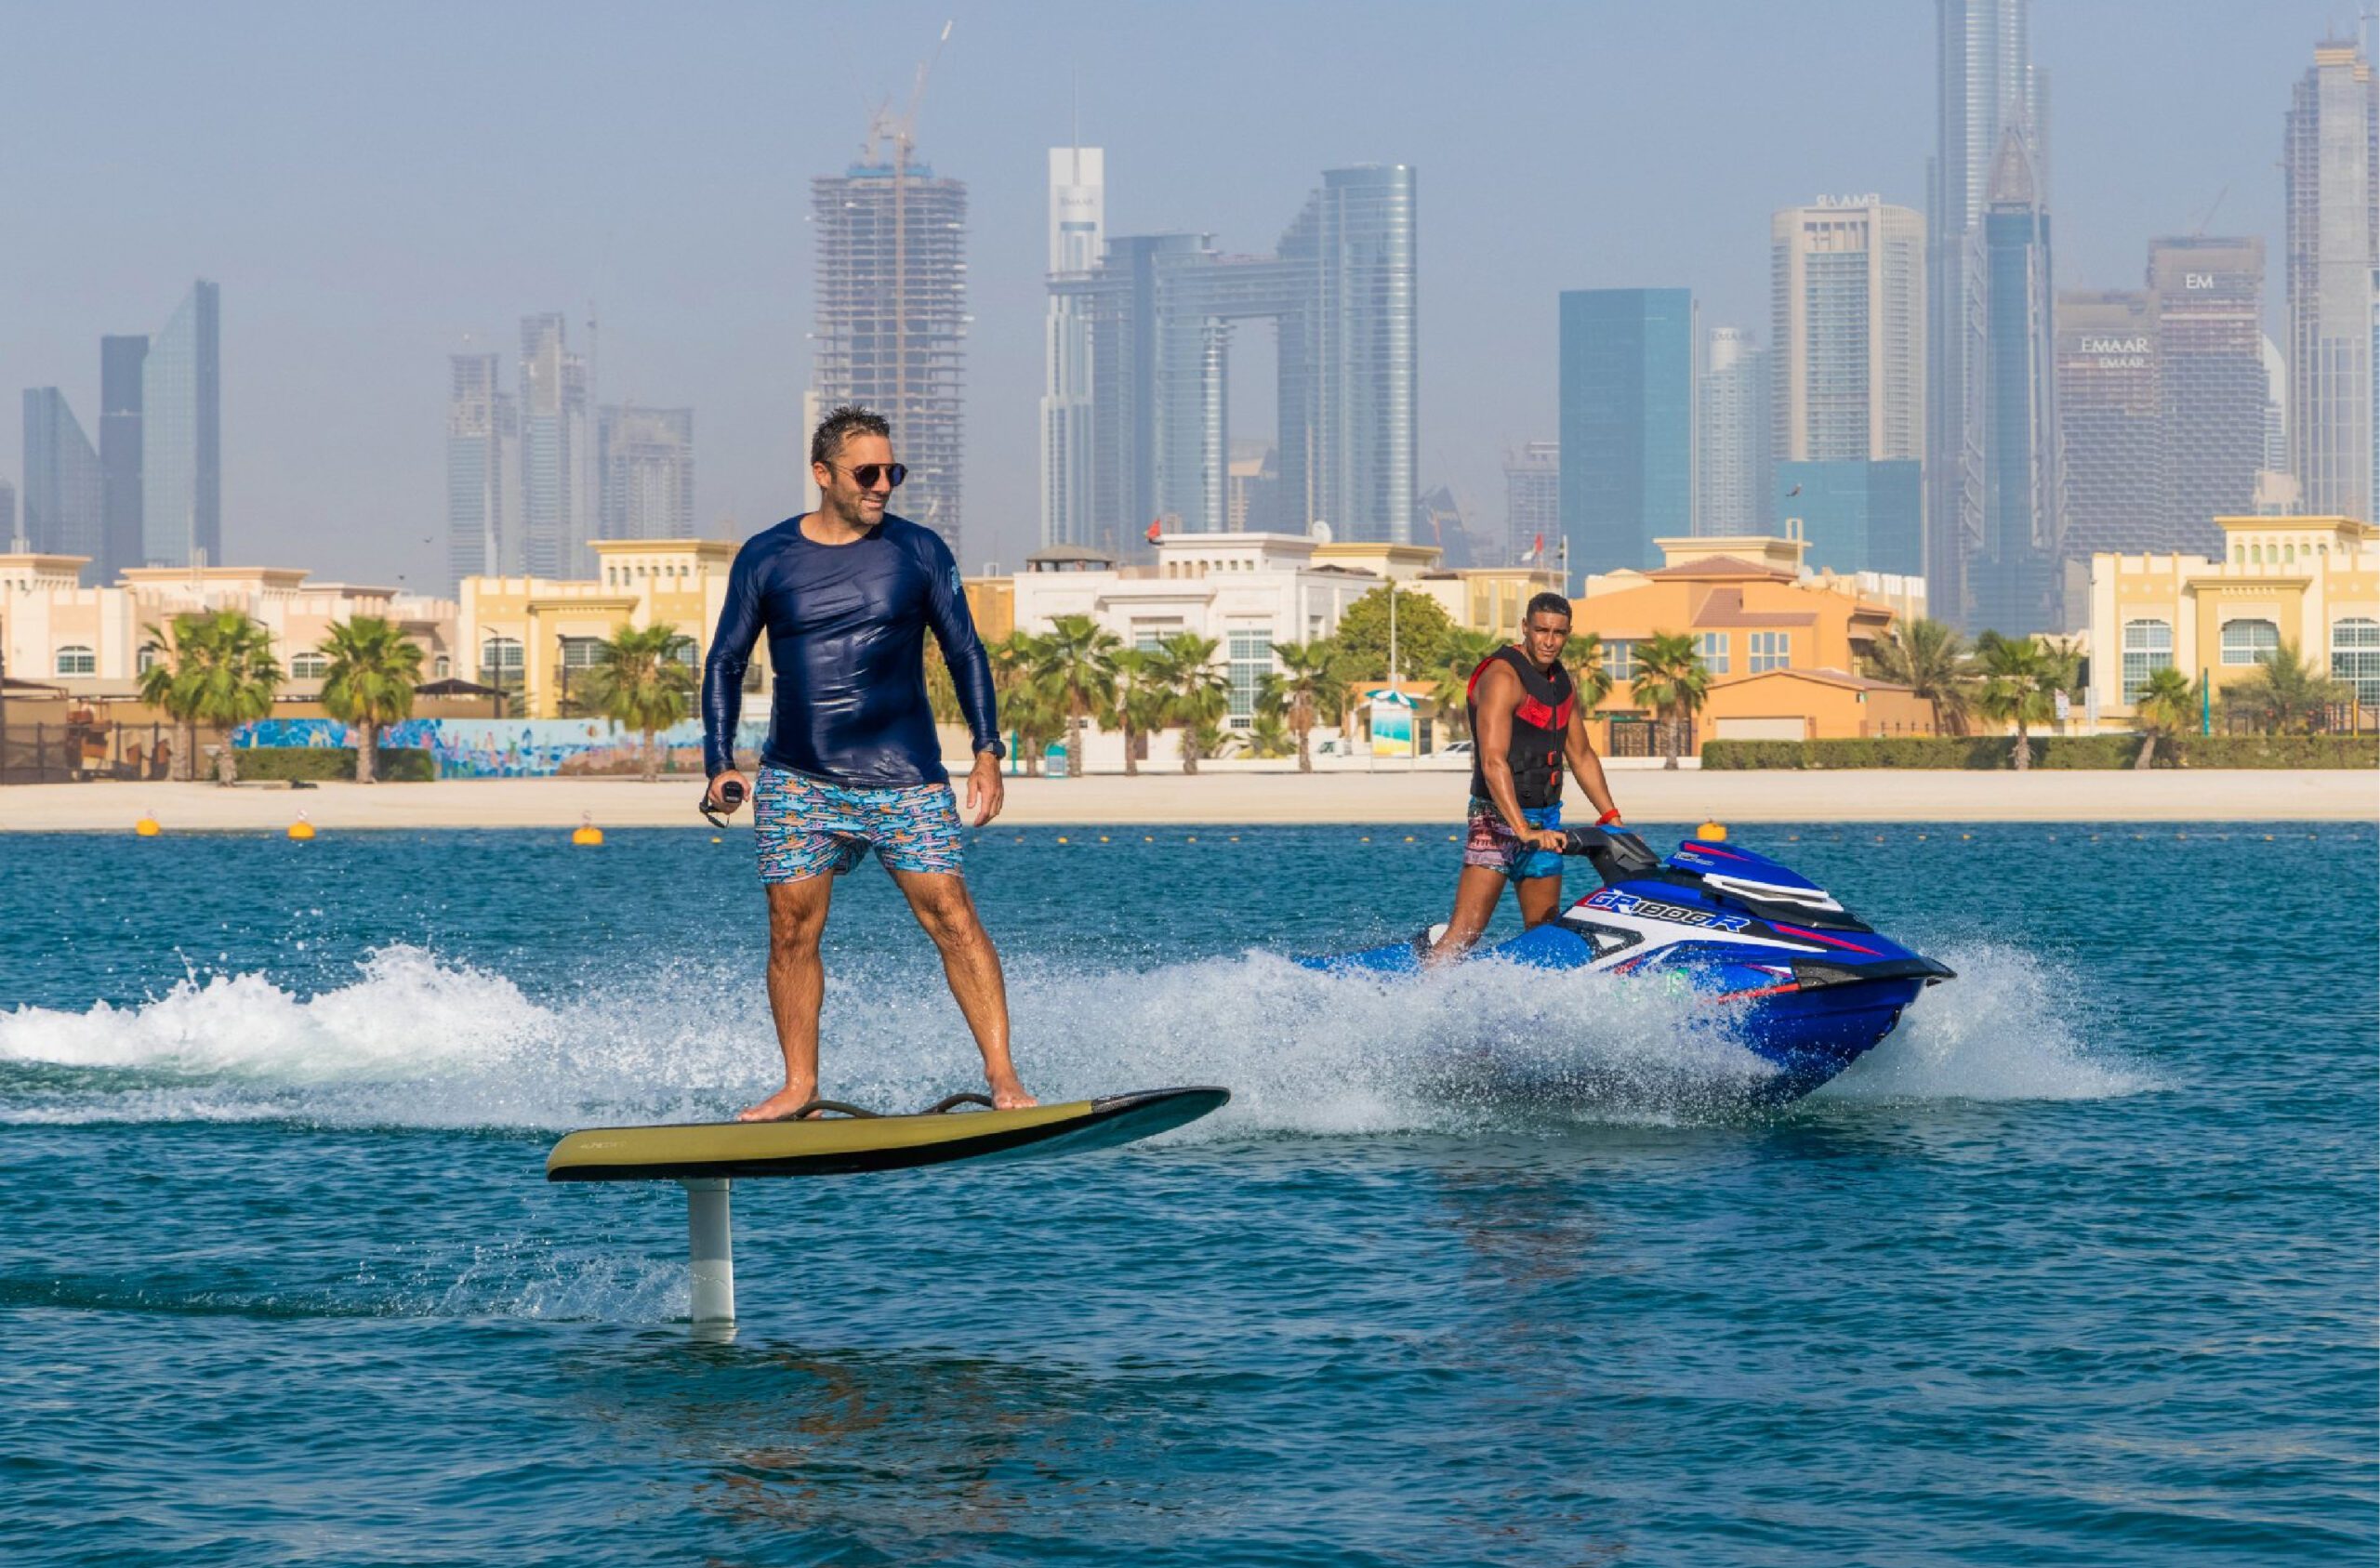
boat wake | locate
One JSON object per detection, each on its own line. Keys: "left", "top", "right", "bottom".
{"left": 0, "top": 932, "right": 2149, "bottom": 1134}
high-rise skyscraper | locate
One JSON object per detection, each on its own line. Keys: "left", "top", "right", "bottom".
{"left": 99, "top": 335, "right": 146, "bottom": 580}
{"left": 2264, "top": 335, "right": 2290, "bottom": 474}
{"left": 1276, "top": 165, "right": 1419, "bottom": 544}
{"left": 0, "top": 480, "right": 16, "bottom": 550}
{"left": 447, "top": 352, "right": 515, "bottom": 587}
{"left": 598, "top": 405, "right": 695, "bottom": 541}
{"left": 22, "top": 389, "right": 103, "bottom": 573}
{"left": 1503, "top": 441, "right": 1560, "bottom": 565}
{"left": 141, "top": 280, "right": 220, "bottom": 569}
{"left": 2149, "top": 236, "right": 2266, "bottom": 548}
{"left": 1976, "top": 129, "right": 2066, "bottom": 634}
{"left": 1772, "top": 196, "right": 1926, "bottom": 464}
{"left": 1558, "top": 288, "right": 1696, "bottom": 577}
{"left": 2284, "top": 40, "right": 2377, "bottom": 520}
{"left": 519, "top": 313, "right": 593, "bottom": 579}
{"left": 2055, "top": 289, "right": 2161, "bottom": 559}
{"left": 1056, "top": 165, "right": 1418, "bottom": 556}
{"left": 1930, "top": 0, "right": 2044, "bottom": 626}
{"left": 1040, "top": 144, "right": 1104, "bottom": 550}
{"left": 813, "top": 115, "right": 968, "bottom": 554}
{"left": 1697, "top": 328, "right": 1770, "bottom": 537}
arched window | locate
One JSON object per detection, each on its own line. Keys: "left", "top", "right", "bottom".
{"left": 433, "top": 654, "right": 452, "bottom": 679}
{"left": 2334, "top": 617, "right": 2380, "bottom": 705}
{"left": 2284, "top": 543, "right": 2296, "bottom": 564}
{"left": 55, "top": 645, "right": 95, "bottom": 677}
{"left": 2233, "top": 543, "right": 2246, "bottom": 565}
{"left": 2121, "top": 619, "right": 2174, "bottom": 703}
{"left": 290, "top": 652, "right": 329, "bottom": 679}
{"left": 2220, "top": 618, "right": 2280, "bottom": 665}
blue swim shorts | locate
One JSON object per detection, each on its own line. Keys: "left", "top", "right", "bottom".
{"left": 753, "top": 767, "right": 967, "bottom": 883}
{"left": 1462, "top": 797, "right": 1564, "bottom": 882}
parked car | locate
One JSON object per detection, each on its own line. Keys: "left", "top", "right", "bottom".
{"left": 1439, "top": 739, "right": 1474, "bottom": 756}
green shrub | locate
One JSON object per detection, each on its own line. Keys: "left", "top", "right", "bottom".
{"left": 234, "top": 746, "right": 436, "bottom": 782}
{"left": 1699, "top": 732, "right": 2379, "bottom": 770}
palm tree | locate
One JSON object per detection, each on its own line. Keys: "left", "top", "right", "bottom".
{"left": 139, "top": 610, "right": 284, "bottom": 784}
{"left": 1260, "top": 639, "right": 1351, "bottom": 773}
{"left": 2131, "top": 665, "right": 2195, "bottom": 770}
{"left": 1560, "top": 630, "right": 1614, "bottom": 710}
{"left": 1973, "top": 631, "right": 2057, "bottom": 770}
{"left": 1035, "top": 614, "right": 1121, "bottom": 778}
{"left": 1866, "top": 617, "right": 1973, "bottom": 735}
{"left": 1435, "top": 629, "right": 1505, "bottom": 741}
{"left": 2222, "top": 640, "right": 2349, "bottom": 735}
{"left": 1245, "top": 711, "right": 1297, "bottom": 759}
{"left": 1630, "top": 631, "right": 1712, "bottom": 770}
{"left": 1152, "top": 632, "right": 1228, "bottom": 773}
{"left": 578, "top": 624, "right": 699, "bottom": 782}
{"left": 989, "top": 631, "right": 1063, "bottom": 775}
{"left": 317, "top": 616, "right": 424, "bottom": 784}
{"left": 1111, "top": 648, "right": 1170, "bottom": 777}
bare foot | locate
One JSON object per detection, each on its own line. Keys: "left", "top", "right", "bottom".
{"left": 989, "top": 1078, "right": 1038, "bottom": 1111}
{"left": 735, "top": 1085, "right": 818, "bottom": 1123}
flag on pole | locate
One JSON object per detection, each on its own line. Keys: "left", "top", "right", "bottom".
{"left": 1530, "top": 533, "right": 1543, "bottom": 561}
{"left": 1146, "top": 519, "right": 1163, "bottom": 544}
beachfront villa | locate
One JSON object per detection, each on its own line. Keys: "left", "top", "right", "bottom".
{"left": 0, "top": 551, "right": 457, "bottom": 699}
{"left": 2082, "top": 515, "right": 2380, "bottom": 719}
{"left": 1576, "top": 536, "right": 1936, "bottom": 750}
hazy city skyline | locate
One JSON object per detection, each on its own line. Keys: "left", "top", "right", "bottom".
{"left": 0, "top": 1, "right": 2339, "bottom": 587}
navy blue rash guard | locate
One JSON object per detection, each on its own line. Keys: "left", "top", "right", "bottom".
{"left": 701, "top": 513, "right": 1000, "bottom": 787}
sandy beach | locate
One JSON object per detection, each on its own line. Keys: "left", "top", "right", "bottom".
{"left": 0, "top": 766, "right": 2370, "bottom": 831}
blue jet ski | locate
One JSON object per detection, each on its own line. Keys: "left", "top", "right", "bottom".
{"left": 1296, "top": 827, "right": 1954, "bottom": 1100}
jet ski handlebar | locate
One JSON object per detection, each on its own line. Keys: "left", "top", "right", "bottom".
{"left": 1559, "top": 825, "right": 1664, "bottom": 882}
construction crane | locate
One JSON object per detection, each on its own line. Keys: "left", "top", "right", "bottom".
{"left": 858, "top": 19, "right": 953, "bottom": 461}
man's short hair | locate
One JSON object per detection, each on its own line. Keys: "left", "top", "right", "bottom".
{"left": 810, "top": 404, "right": 891, "bottom": 470}
{"left": 1524, "top": 591, "right": 1573, "bottom": 624}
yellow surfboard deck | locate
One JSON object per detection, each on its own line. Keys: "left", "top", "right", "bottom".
{"left": 546, "top": 1086, "right": 1229, "bottom": 1182}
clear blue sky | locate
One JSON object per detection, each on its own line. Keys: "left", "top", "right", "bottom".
{"left": 0, "top": 1, "right": 2338, "bottom": 586}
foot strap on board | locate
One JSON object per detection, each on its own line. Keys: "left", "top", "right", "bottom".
{"left": 770, "top": 1091, "right": 998, "bottom": 1123}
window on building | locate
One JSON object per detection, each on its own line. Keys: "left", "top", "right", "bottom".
{"left": 481, "top": 635, "right": 524, "bottom": 689}
{"left": 55, "top": 645, "right": 95, "bottom": 677}
{"left": 667, "top": 636, "right": 698, "bottom": 665}
{"left": 1696, "top": 632, "right": 1729, "bottom": 675}
{"left": 434, "top": 655, "right": 452, "bottom": 679}
{"left": 1749, "top": 631, "right": 1791, "bottom": 672}
{"left": 2334, "top": 617, "right": 2380, "bottom": 705}
{"left": 2220, "top": 618, "right": 2279, "bottom": 665}
{"left": 2120, "top": 619, "right": 2174, "bottom": 703}
{"left": 559, "top": 636, "right": 605, "bottom": 669}
{"left": 1227, "top": 630, "right": 1272, "bottom": 726}
{"left": 137, "top": 646, "right": 160, "bottom": 675}
{"left": 290, "top": 652, "right": 329, "bottom": 679}
{"left": 1605, "top": 639, "right": 1637, "bottom": 683}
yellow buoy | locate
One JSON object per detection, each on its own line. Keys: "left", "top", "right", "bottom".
{"left": 135, "top": 812, "right": 161, "bottom": 837}
{"left": 288, "top": 813, "right": 316, "bottom": 842}
{"left": 1099, "top": 836, "right": 1110, "bottom": 843}
{"left": 572, "top": 812, "right": 603, "bottom": 847}
{"left": 1696, "top": 820, "right": 1727, "bottom": 842}
{"left": 1056, "top": 836, "right": 1069, "bottom": 844}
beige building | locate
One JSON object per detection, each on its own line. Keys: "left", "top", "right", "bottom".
{"left": 1771, "top": 195, "right": 1926, "bottom": 463}
{"left": 0, "top": 552, "right": 458, "bottom": 699}
{"left": 2085, "top": 514, "right": 2380, "bottom": 718}
{"left": 458, "top": 538, "right": 756, "bottom": 718}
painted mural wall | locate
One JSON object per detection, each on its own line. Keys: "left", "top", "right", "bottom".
{"left": 231, "top": 718, "right": 768, "bottom": 778}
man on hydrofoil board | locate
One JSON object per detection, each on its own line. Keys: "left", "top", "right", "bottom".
{"left": 700, "top": 404, "right": 1037, "bottom": 1121}
{"left": 1426, "top": 591, "right": 1624, "bottom": 965}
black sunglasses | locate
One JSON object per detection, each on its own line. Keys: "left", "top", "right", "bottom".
{"left": 829, "top": 461, "right": 906, "bottom": 490}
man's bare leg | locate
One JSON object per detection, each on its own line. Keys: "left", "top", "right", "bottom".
{"left": 891, "top": 868, "right": 1037, "bottom": 1109}
{"left": 736, "top": 875, "right": 836, "bottom": 1122}
{"left": 1516, "top": 875, "right": 1564, "bottom": 929}
{"left": 1425, "top": 865, "right": 1510, "bottom": 966}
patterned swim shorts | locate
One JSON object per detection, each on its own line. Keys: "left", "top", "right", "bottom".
{"left": 753, "top": 767, "right": 967, "bottom": 883}
{"left": 1461, "top": 797, "right": 1565, "bottom": 882}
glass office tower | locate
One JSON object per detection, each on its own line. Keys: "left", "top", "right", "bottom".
{"left": 99, "top": 335, "right": 147, "bottom": 580}
{"left": 22, "top": 389, "right": 103, "bottom": 574}
{"left": 140, "top": 281, "right": 220, "bottom": 568}
{"left": 1558, "top": 288, "right": 1696, "bottom": 577}
{"left": 1976, "top": 131, "right": 2066, "bottom": 635}
{"left": 598, "top": 405, "right": 695, "bottom": 541}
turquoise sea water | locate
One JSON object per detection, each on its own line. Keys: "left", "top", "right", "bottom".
{"left": 1, "top": 821, "right": 2373, "bottom": 1565}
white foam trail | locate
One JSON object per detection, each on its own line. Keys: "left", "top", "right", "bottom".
{"left": 0, "top": 937, "right": 2145, "bottom": 1131}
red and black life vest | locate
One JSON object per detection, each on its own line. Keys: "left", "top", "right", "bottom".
{"left": 1465, "top": 645, "right": 1575, "bottom": 810}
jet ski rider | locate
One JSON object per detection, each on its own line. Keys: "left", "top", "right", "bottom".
{"left": 1425, "top": 592, "right": 1623, "bottom": 965}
